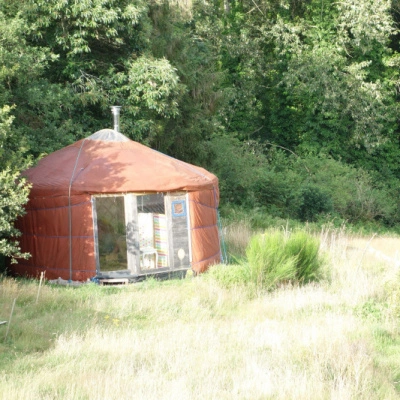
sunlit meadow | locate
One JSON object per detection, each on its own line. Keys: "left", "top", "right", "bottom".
{"left": 1, "top": 224, "right": 400, "bottom": 399}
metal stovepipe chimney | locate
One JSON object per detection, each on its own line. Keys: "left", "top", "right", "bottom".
{"left": 110, "top": 106, "right": 121, "bottom": 133}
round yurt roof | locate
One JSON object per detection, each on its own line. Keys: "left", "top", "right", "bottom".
{"left": 24, "top": 129, "right": 218, "bottom": 198}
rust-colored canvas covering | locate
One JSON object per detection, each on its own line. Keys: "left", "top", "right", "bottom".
{"left": 12, "top": 130, "right": 220, "bottom": 280}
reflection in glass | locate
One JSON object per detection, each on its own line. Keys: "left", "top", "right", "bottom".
{"left": 96, "top": 196, "right": 127, "bottom": 271}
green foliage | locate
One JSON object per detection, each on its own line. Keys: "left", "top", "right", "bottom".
{"left": 301, "top": 156, "right": 399, "bottom": 225}
{"left": 205, "top": 262, "right": 252, "bottom": 289}
{"left": 0, "top": 168, "right": 30, "bottom": 261}
{"left": 7, "top": 0, "right": 224, "bottom": 162}
{"left": 284, "top": 231, "right": 322, "bottom": 283}
{"left": 297, "top": 185, "right": 333, "bottom": 222}
{"left": 26, "top": 0, "right": 148, "bottom": 61}
{"left": 209, "top": 136, "right": 262, "bottom": 206}
{"left": 209, "top": 226, "right": 325, "bottom": 291}
{"left": 204, "top": 0, "right": 400, "bottom": 212}
{"left": 213, "top": 141, "right": 398, "bottom": 227}
{"left": 263, "top": 0, "right": 398, "bottom": 153}
{"left": 2, "top": 0, "right": 192, "bottom": 151}
{"left": 13, "top": 81, "right": 81, "bottom": 156}
{"left": 0, "top": 11, "right": 55, "bottom": 87}
{"left": 126, "top": 56, "right": 183, "bottom": 117}
{"left": 247, "top": 230, "right": 324, "bottom": 289}
{"left": 336, "top": 0, "right": 395, "bottom": 55}
{"left": 0, "top": 0, "right": 398, "bottom": 238}
{"left": 0, "top": 106, "right": 31, "bottom": 261}
{"left": 209, "top": 230, "right": 323, "bottom": 290}
{"left": 246, "top": 231, "right": 297, "bottom": 290}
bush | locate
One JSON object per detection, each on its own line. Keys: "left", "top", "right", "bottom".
{"left": 0, "top": 255, "right": 6, "bottom": 274}
{"left": 215, "top": 148, "right": 399, "bottom": 229}
{"left": 209, "top": 136, "right": 261, "bottom": 206}
{"left": 205, "top": 262, "right": 252, "bottom": 289}
{"left": 246, "top": 231, "right": 297, "bottom": 290}
{"left": 285, "top": 231, "right": 322, "bottom": 283}
{"left": 0, "top": 106, "right": 31, "bottom": 262}
{"left": 301, "top": 156, "right": 398, "bottom": 225}
{"left": 246, "top": 230, "right": 323, "bottom": 290}
{"left": 209, "top": 227, "right": 325, "bottom": 291}
{"left": 296, "top": 185, "right": 333, "bottom": 222}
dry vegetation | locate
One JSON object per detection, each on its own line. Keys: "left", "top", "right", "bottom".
{"left": 1, "top": 227, "right": 400, "bottom": 399}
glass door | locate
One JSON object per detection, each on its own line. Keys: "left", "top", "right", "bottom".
{"left": 136, "top": 194, "right": 169, "bottom": 272}
{"left": 94, "top": 196, "right": 128, "bottom": 272}
{"left": 93, "top": 194, "right": 170, "bottom": 276}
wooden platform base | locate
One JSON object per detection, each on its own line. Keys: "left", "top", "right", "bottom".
{"left": 98, "top": 278, "right": 129, "bottom": 286}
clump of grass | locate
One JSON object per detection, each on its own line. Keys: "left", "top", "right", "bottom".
{"left": 247, "top": 229, "right": 324, "bottom": 290}
{"left": 205, "top": 262, "right": 252, "bottom": 290}
{"left": 222, "top": 219, "right": 254, "bottom": 259}
{"left": 246, "top": 231, "right": 298, "bottom": 290}
{"left": 209, "top": 229, "right": 324, "bottom": 291}
{"left": 285, "top": 231, "right": 322, "bottom": 283}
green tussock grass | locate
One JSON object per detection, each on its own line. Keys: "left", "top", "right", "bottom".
{"left": 210, "top": 229, "right": 325, "bottom": 291}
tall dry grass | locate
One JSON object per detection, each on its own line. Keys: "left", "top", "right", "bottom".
{"left": 222, "top": 219, "right": 254, "bottom": 259}
{"left": 1, "top": 226, "right": 400, "bottom": 399}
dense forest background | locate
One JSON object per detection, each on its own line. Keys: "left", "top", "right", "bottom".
{"left": 1, "top": 0, "right": 400, "bottom": 258}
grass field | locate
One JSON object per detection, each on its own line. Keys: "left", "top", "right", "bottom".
{"left": 1, "top": 227, "right": 400, "bottom": 399}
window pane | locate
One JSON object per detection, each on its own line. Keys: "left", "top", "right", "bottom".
{"left": 137, "top": 193, "right": 165, "bottom": 213}
{"left": 137, "top": 194, "right": 168, "bottom": 269}
{"left": 96, "top": 196, "right": 127, "bottom": 271}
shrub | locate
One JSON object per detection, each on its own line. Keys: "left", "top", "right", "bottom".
{"left": 285, "top": 231, "right": 322, "bottom": 283}
{"left": 205, "top": 262, "right": 252, "bottom": 289}
{"left": 297, "top": 185, "right": 333, "bottom": 222}
{"left": 301, "top": 156, "right": 398, "bottom": 225}
{"left": 246, "top": 231, "right": 297, "bottom": 290}
{"left": 0, "top": 106, "right": 31, "bottom": 262}
{"left": 246, "top": 230, "right": 323, "bottom": 289}
{"left": 209, "top": 136, "right": 261, "bottom": 206}
{"left": 208, "top": 229, "right": 324, "bottom": 291}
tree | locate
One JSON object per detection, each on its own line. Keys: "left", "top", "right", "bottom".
{"left": 0, "top": 106, "right": 30, "bottom": 261}
{"left": 0, "top": 0, "right": 398, "bottom": 232}
{"left": 268, "top": 2, "right": 398, "bottom": 154}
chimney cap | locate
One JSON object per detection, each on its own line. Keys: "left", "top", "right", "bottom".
{"left": 110, "top": 106, "right": 121, "bottom": 132}
{"left": 110, "top": 105, "right": 121, "bottom": 113}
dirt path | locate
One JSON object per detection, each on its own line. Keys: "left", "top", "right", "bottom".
{"left": 348, "top": 236, "right": 400, "bottom": 266}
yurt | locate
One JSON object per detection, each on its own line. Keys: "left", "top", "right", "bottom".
{"left": 12, "top": 107, "right": 220, "bottom": 282}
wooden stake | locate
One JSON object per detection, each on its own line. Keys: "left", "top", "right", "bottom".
{"left": 36, "top": 271, "right": 45, "bottom": 304}
{"left": 4, "top": 298, "right": 16, "bottom": 341}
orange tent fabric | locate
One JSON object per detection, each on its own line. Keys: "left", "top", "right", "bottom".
{"left": 189, "top": 190, "right": 220, "bottom": 273}
{"left": 12, "top": 130, "right": 220, "bottom": 280}
{"left": 25, "top": 130, "right": 218, "bottom": 196}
